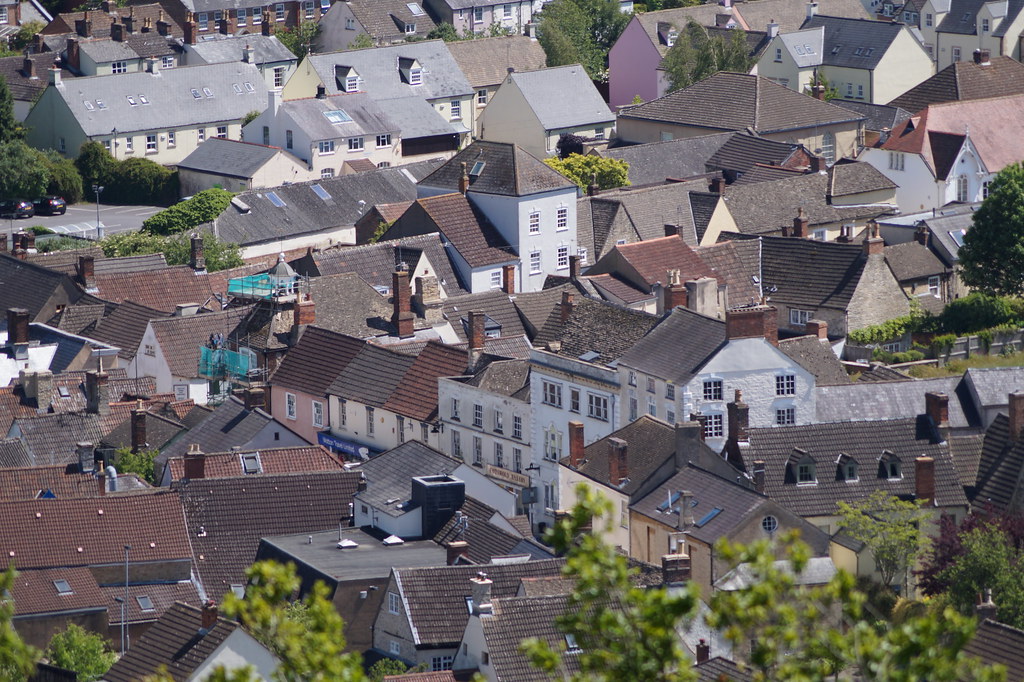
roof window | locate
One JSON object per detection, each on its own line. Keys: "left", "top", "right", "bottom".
{"left": 323, "top": 109, "right": 353, "bottom": 124}
{"left": 241, "top": 452, "right": 262, "bottom": 474}
{"left": 136, "top": 595, "right": 155, "bottom": 611}
{"left": 407, "top": 2, "right": 424, "bottom": 15}
{"left": 244, "top": 82, "right": 256, "bottom": 92}
{"left": 84, "top": 100, "right": 94, "bottom": 110}
{"left": 233, "top": 83, "right": 243, "bottom": 94}
{"left": 127, "top": 95, "right": 137, "bottom": 106}
{"left": 96, "top": 100, "right": 107, "bottom": 109}
{"left": 53, "top": 579, "right": 73, "bottom": 595}
{"left": 470, "top": 160, "right": 486, "bottom": 176}
{"left": 266, "top": 191, "right": 286, "bottom": 208}
{"left": 191, "top": 88, "right": 202, "bottom": 99}
{"left": 203, "top": 87, "right": 214, "bottom": 98}
{"left": 311, "top": 184, "right": 332, "bottom": 201}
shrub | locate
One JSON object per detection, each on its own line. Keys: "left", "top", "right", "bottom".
{"left": 142, "top": 188, "right": 233, "bottom": 235}
{"left": 930, "top": 333, "right": 957, "bottom": 358}
{"left": 938, "top": 293, "right": 1022, "bottom": 335}
{"left": 39, "top": 150, "right": 84, "bottom": 203}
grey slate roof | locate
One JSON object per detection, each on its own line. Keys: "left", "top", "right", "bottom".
{"left": 835, "top": 99, "right": 911, "bottom": 131}
{"left": 356, "top": 440, "right": 461, "bottom": 517}
{"left": 443, "top": 290, "right": 528, "bottom": 343}
{"left": 778, "top": 336, "right": 849, "bottom": 385}
{"left": 505, "top": 65, "right": 614, "bottom": 130}
{"left": 419, "top": 140, "right": 575, "bottom": 197}
{"left": 888, "top": 56, "right": 1024, "bottom": 114}
{"left": 551, "top": 297, "right": 660, "bottom": 367}
{"left": 970, "top": 413, "right": 1024, "bottom": 511}
{"left": 815, "top": 374, "right": 972, "bottom": 427}
{"left": 78, "top": 37, "right": 138, "bottom": 63}
{"left": 884, "top": 241, "right": 946, "bottom": 281}
{"left": 706, "top": 133, "right": 802, "bottom": 178}
{"left": 269, "top": 325, "right": 366, "bottom": 394}
{"left": 801, "top": 15, "right": 904, "bottom": 70}
{"left": 0, "top": 254, "right": 82, "bottom": 322}
{"left": 461, "top": 358, "right": 531, "bottom": 400}
{"left": 326, "top": 342, "right": 416, "bottom": 407}
{"left": 964, "top": 619, "right": 1024, "bottom": 680}
{"left": 54, "top": 60, "right": 268, "bottom": 136}
{"left": 617, "top": 307, "right": 727, "bottom": 384}
{"left": 779, "top": 26, "right": 825, "bottom": 68}
{"left": 600, "top": 132, "right": 734, "bottom": 185}
{"left": 829, "top": 160, "right": 897, "bottom": 196}
{"left": 481, "top": 594, "right": 583, "bottom": 682}
{"left": 177, "top": 137, "right": 283, "bottom": 178}
{"left": 964, "top": 367, "right": 1024, "bottom": 411}
{"left": 84, "top": 300, "right": 166, "bottom": 361}
{"left": 279, "top": 92, "right": 398, "bottom": 141}
{"left": 185, "top": 33, "right": 296, "bottom": 65}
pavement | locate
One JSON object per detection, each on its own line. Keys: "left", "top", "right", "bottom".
{"left": 1, "top": 203, "right": 164, "bottom": 239}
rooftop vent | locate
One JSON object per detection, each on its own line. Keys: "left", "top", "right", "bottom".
{"left": 337, "top": 538, "right": 359, "bottom": 549}
{"left": 383, "top": 535, "right": 405, "bottom": 546}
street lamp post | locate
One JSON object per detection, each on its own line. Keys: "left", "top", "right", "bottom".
{"left": 92, "top": 184, "right": 104, "bottom": 240}
{"left": 114, "top": 597, "right": 125, "bottom": 655}
{"left": 124, "top": 545, "right": 131, "bottom": 653}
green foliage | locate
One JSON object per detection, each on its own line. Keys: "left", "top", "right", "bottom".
{"left": 242, "top": 110, "right": 262, "bottom": 127}
{"left": 276, "top": 21, "right": 320, "bottom": 61}
{"left": 848, "top": 314, "right": 921, "bottom": 345}
{"left": 38, "top": 149, "right": 84, "bottom": 203}
{"left": 938, "top": 292, "right": 1024, "bottom": 334}
{"left": 99, "top": 231, "right": 243, "bottom": 272}
{"left": 218, "top": 560, "right": 366, "bottom": 681}
{"left": 936, "top": 524, "right": 1024, "bottom": 628}
{"left": 28, "top": 225, "right": 54, "bottom": 235}
{"left": 631, "top": 94, "right": 644, "bottom": 105}
{"left": 349, "top": 32, "right": 374, "bottom": 49}
{"left": 427, "top": 22, "right": 461, "bottom": 41}
{"left": 9, "top": 22, "right": 43, "bottom": 52}
{"left": 871, "top": 347, "right": 925, "bottom": 364}
{"left": 76, "top": 141, "right": 116, "bottom": 191}
{"left": 74, "top": 142, "right": 177, "bottom": 205}
{"left": 662, "top": 21, "right": 754, "bottom": 93}
{"left": 0, "top": 141, "right": 49, "bottom": 199}
{"left": 115, "top": 446, "right": 158, "bottom": 485}
{"left": 367, "top": 658, "right": 410, "bottom": 681}
{"left": 930, "top": 333, "right": 958, "bottom": 357}
{"left": 0, "top": 75, "right": 22, "bottom": 143}
{"left": 0, "top": 565, "right": 39, "bottom": 680}
{"left": 543, "top": 154, "right": 630, "bottom": 190}
{"left": 37, "top": 236, "right": 91, "bottom": 253}
{"left": 804, "top": 69, "right": 841, "bottom": 101}
{"left": 961, "top": 162, "right": 1024, "bottom": 296}
{"left": 537, "top": 0, "right": 630, "bottom": 79}
{"left": 45, "top": 623, "right": 117, "bottom": 682}
{"left": 837, "top": 491, "right": 928, "bottom": 590}
{"left": 142, "top": 189, "right": 233, "bottom": 236}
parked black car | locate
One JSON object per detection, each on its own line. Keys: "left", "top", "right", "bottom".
{"left": 0, "top": 200, "right": 34, "bottom": 219}
{"left": 33, "top": 196, "right": 66, "bottom": 215}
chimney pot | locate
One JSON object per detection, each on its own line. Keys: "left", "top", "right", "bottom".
{"left": 661, "top": 552, "right": 691, "bottom": 585}
{"left": 977, "top": 589, "right": 998, "bottom": 621}
{"left": 201, "top": 600, "right": 218, "bottom": 630}
{"left": 568, "top": 421, "right": 584, "bottom": 468}
{"left": 392, "top": 269, "right": 414, "bottom": 338}
{"left": 190, "top": 235, "right": 206, "bottom": 271}
{"left": 446, "top": 540, "right": 469, "bottom": 565}
{"left": 725, "top": 305, "right": 778, "bottom": 345}
{"left": 1008, "top": 392, "right": 1024, "bottom": 441}
{"left": 864, "top": 220, "right": 884, "bottom": 256}
{"left": 184, "top": 443, "right": 206, "bottom": 479}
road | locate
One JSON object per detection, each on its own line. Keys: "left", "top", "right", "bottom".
{"left": 0, "top": 203, "right": 164, "bottom": 239}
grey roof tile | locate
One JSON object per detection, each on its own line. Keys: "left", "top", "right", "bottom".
{"left": 419, "top": 140, "right": 575, "bottom": 197}
{"left": 505, "top": 65, "right": 614, "bottom": 130}
{"left": 800, "top": 15, "right": 904, "bottom": 70}
{"left": 185, "top": 33, "right": 296, "bottom": 64}
{"left": 176, "top": 137, "right": 286, "bottom": 177}
{"left": 888, "top": 56, "right": 1024, "bottom": 113}
{"left": 815, "top": 375, "right": 970, "bottom": 427}
{"left": 617, "top": 307, "right": 726, "bottom": 385}
{"left": 778, "top": 335, "right": 849, "bottom": 385}
{"left": 446, "top": 36, "right": 546, "bottom": 89}
{"left": 600, "top": 133, "right": 734, "bottom": 185}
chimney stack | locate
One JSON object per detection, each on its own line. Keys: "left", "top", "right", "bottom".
{"left": 810, "top": 156, "right": 826, "bottom": 173}
{"left": 262, "top": 11, "right": 272, "bottom": 35}
{"left": 446, "top": 540, "right": 469, "bottom": 565}
{"left": 184, "top": 443, "right": 206, "bottom": 479}
{"left": 696, "top": 639, "right": 711, "bottom": 664}
{"left": 664, "top": 224, "right": 678, "bottom": 237}
{"left": 915, "top": 455, "right": 935, "bottom": 503}
{"left": 7, "top": 307, "right": 29, "bottom": 345}
{"left": 184, "top": 12, "right": 197, "bottom": 44}
{"left": 725, "top": 306, "right": 778, "bottom": 345}
{"left": 587, "top": 173, "right": 599, "bottom": 197}
{"left": 559, "top": 291, "right": 574, "bottom": 323}
{"left": 157, "top": 12, "right": 170, "bottom": 35}
{"left": 1008, "top": 392, "right": 1024, "bottom": 441}
{"left": 661, "top": 553, "right": 691, "bottom": 585}
{"left": 78, "top": 255, "right": 96, "bottom": 290}
{"left": 131, "top": 406, "right": 147, "bottom": 453}
{"left": 111, "top": 22, "right": 124, "bottom": 41}
{"left": 568, "top": 254, "right": 581, "bottom": 281}
{"left": 805, "top": 319, "right": 828, "bottom": 340}
{"left": 77, "top": 442, "right": 95, "bottom": 474}
{"left": 201, "top": 600, "right": 218, "bottom": 630}
{"left": 459, "top": 162, "right": 470, "bottom": 195}
{"left": 752, "top": 460, "right": 765, "bottom": 493}
{"left": 661, "top": 269, "right": 688, "bottom": 312}
{"left": 673, "top": 422, "right": 704, "bottom": 472}
{"left": 973, "top": 48, "right": 991, "bottom": 65}
{"left": 915, "top": 224, "right": 929, "bottom": 246}
{"left": 470, "top": 572, "right": 493, "bottom": 616}
{"left": 727, "top": 390, "right": 750, "bottom": 444}
{"left": 85, "top": 370, "right": 110, "bottom": 415}
{"left": 864, "top": 220, "right": 884, "bottom": 256}
{"left": 190, "top": 235, "right": 206, "bottom": 271}
{"left": 678, "top": 490, "right": 695, "bottom": 528}
{"left": 806, "top": 1, "right": 818, "bottom": 18}
{"left": 767, "top": 20, "right": 779, "bottom": 37}
{"left": 293, "top": 293, "right": 316, "bottom": 327}
{"left": 243, "top": 387, "right": 265, "bottom": 411}
{"left": 467, "top": 310, "right": 486, "bottom": 351}
{"left": 22, "top": 56, "right": 34, "bottom": 79}
{"left": 835, "top": 224, "right": 853, "bottom": 243}
{"left": 315, "top": 83, "right": 326, "bottom": 99}
{"left": 608, "top": 437, "right": 628, "bottom": 486}
{"left": 502, "top": 264, "right": 516, "bottom": 294}
{"left": 75, "top": 13, "right": 92, "bottom": 37}
{"left": 925, "top": 392, "right": 949, "bottom": 432}
{"left": 392, "top": 268, "right": 415, "bottom": 338}
{"left": 792, "top": 207, "right": 809, "bottom": 239}
{"left": 977, "top": 589, "right": 998, "bottom": 621}
{"left": 709, "top": 176, "right": 726, "bottom": 194}
{"left": 243, "top": 43, "right": 255, "bottom": 64}
{"left": 124, "top": 10, "right": 135, "bottom": 33}
{"left": 568, "top": 421, "right": 584, "bottom": 468}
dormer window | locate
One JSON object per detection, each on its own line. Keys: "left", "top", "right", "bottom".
{"left": 787, "top": 448, "right": 816, "bottom": 485}
{"left": 346, "top": 76, "right": 360, "bottom": 91}
{"left": 409, "top": 67, "right": 422, "bottom": 85}
{"left": 878, "top": 451, "right": 902, "bottom": 480}
{"left": 667, "top": 30, "right": 677, "bottom": 47}
{"left": 399, "top": 57, "right": 423, "bottom": 86}
{"left": 836, "top": 453, "right": 858, "bottom": 481}
{"left": 405, "top": 22, "right": 416, "bottom": 33}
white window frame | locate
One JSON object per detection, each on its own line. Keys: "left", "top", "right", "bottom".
{"left": 557, "top": 246, "right": 569, "bottom": 269}
{"left": 513, "top": 414, "right": 522, "bottom": 439}
{"left": 312, "top": 400, "right": 324, "bottom": 427}
{"left": 285, "top": 392, "right": 297, "bottom": 420}
{"left": 928, "top": 275, "right": 941, "bottom": 295}
{"left": 790, "top": 308, "right": 813, "bottom": 326}
{"left": 348, "top": 137, "right": 364, "bottom": 152}
{"left": 542, "top": 380, "right": 562, "bottom": 407}
{"left": 529, "top": 211, "right": 540, "bottom": 234}
{"left": 556, "top": 206, "right": 568, "bottom": 230}
{"left": 529, "top": 251, "right": 541, "bottom": 274}
{"left": 775, "top": 374, "right": 796, "bottom": 396}
{"left": 275, "top": 3, "right": 286, "bottom": 21}
{"left": 702, "top": 379, "right": 723, "bottom": 402}
{"left": 450, "top": 99, "right": 461, "bottom": 120}
{"left": 473, "top": 6, "right": 483, "bottom": 22}
{"left": 304, "top": 0, "right": 315, "bottom": 18}
{"left": 704, "top": 413, "right": 723, "bottom": 438}
{"left": 376, "top": 133, "right": 391, "bottom": 148}
{"left": 366, "top": 406, "right": 375, "bottom": 435}
{"left": 777, "top": 407, "right": 796, "bottom": 426}
{"left": 473, "top": 403, "right": 484, "bottom": 427}
{"left": 477, "top": 89, "right": 487, "bottom": 105}
{"left": 198, "top": 12, "right": 209, "bottom": 30}
{"left": 146, "top": 134, "right": 157, "bottom": 153}
{"left": 167, "top": 130, "right": 176, "bottom": 147}
{"left": 318, "top": 140, "right": 335, "bottom": 155}
{"left": 409, "top": 68, "right": 422, "bottom": 85}
{"left": 216, "top": 126, "right": 227, "bottom": 139}
{"left": 112, "top": 61, "right": 127, "bottom": 74}
{"left": 588, "top": 393, "right": 609, "bottom": 421}
{"left": 388, "top": 592, "right": 400, "bottom": 614}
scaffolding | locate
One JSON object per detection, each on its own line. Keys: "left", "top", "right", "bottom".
{"left": 198, "top": 346, "right": 253, "bottom": 381}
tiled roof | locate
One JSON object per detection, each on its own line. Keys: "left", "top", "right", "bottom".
{"left": 176, "top": 137, "right": 285, "bottom": 178}
{"left": 834, "top": 99, "right": 911, "bottom": 132}
{"left": 384, "top": 341, "right": 468, "bottom": 421}
{"left": 446, "top": 36, "right": 547, "bottom": 88}
{"left": 884, "top": 241, "right": 946, "bottom": 281}
{"left": 165, "top": 445, "right": 342, "bottom": 483}
{"left": 888, "top": 56, "right": 1024, "bottom": 114}
{"left": 507, "top": 65, "right": 614, "bottom": 130}
{"left": 345, "top": 0, "right": 437, "bottom": 39}
{"left": 971, "top": 414, "right": 1024, "bottom": 512}
{"left": 12, "top": 412, "right": 106, "bottom": 467}
{"left": 600, "top": 133, "right": 734, "bottom": 185}
{"left": 150, "top": 308, "right": 250, "bottom": 378}
{"left": 740, "top": 417, "right": 968, "bottom": 517}
{"left": 829, "top": 160, "right": 897, "bottom": 196}
{"left": 102, "top": 602, "right": 246, "bottom": 682}
{"left": 814, "top": 375, "right": 972, "bottom": 428}
{"left": 419, "top": 141, "right": 575, "bottom": 197}
{"left": 964, "top": 618, "right": 1024, "bottom": 679}
{"left": 800, "top": 15, "right": 904, "bottom": 70}
{"left": 0, "top": 491, "right": 191, "bottom": 570}
{"left": 0, "top": 464, "right": 149, "bottom": 501}
{"left": 0, "top": 254, "right": 81, "bottom": 322}
{"left": 856, "top": 363, "right": 914, "bottom": 382}
{"left": 512, "top": 284, "right": 577, "bottom": 339}
{"left": 587, "top": 273, "right": 650, "bottom": 304}
{"left": 0, "top": 437, "right": 32, "bottom": 467}
{"left": 177, "top": 470, "right": 362, "bottom": 596}
{"left": 10, "top": 566, "right": 107, "bottom": 617}
{"left": 91, "top": 262, "right": 263, "bottom": 313}
{"left": 327, "top": 343, "right": 416, "bottom": 408}
{"left": 697, "top": 657, "right": 753, "bottom": 682}
{"left": 355, "top": 440, "right": 461, "bottom": 516}
{"left": 0, "top": 52, "right": 64, "bottom": 103}
{"left": 85, "top": 300, "right": 169, "bottom": 361}
{"left": 395, "top": 558, "right": 566, "bottom": 646}
{"left": 269, "top": 326, "right": 366, "bottom": 395}
{"left": 778, "top": 336, "right": 849, "bottom": 386}
{"left": 406, "top": 193, "right": 517, "bottom": 268}
{"left": 602, "top": 235, "right": 719, "bottom": 289}
{"left": 481, "top": 594, "right": 582, "bottom": 682}
{"left": 569, "top": 415, "right": 678, "bottom": 496}
{"left": 617, "top": 307, "right": 726, "bottom": 385}
{"left": 706, "top": 132, "right": 802, "bottom": 177}
{"left": 552, "top": 297, "right": 660, "bottom": 367}
{"left": 732, "top": 164, "right": 806, "bottom": 186}
{"left": 43, "top": 4, "right": 185, "bottom": 38}
{"left": 694, "top": 240, "right": 761, "bottom": 305}
{"left": 433, "top": 496, "right": 552, "bottom": 562}
{"left": 100, "top": 580, "right": 201, "bottom": 626}
{"left": 443, "top": 290, "right": 527, "bottom": 343}
{"left": 47, "top": 301, "right": 109, "bottom": 336}
{"left": 619, "top": 72, "right": 864, "bottom": 134}
{"left": 383, "top": 673, "right": 456, "bottom": 682}
{"left": 102, "top": 409, "right": 187, "bottom": 453}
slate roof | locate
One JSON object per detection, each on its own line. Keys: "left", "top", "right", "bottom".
{"left": 0, "top": 52, "right": 64, "bottom": 103}
{"left": 327, "top": 342, "right": 417, "bottom": 407}
{"left": 442, "top": 290, "right": 527, "bottom": 343}
{"left": 800, "top": 15, "right": 904, "bottom": 70}
{"left": 10, "top": 566, "right": 107, "bottom": 617}
{"left": 176, "top": 470, "right": 362, "bottom": 595}
{"left": 480, "top": 594, "right": 583, "bottom": 682}
{"left": 419, "top": 140, "right": 575, "bottom": 197}
{"left": 0, "top": 255, "right": 81, "bottom": 322}
{"left": 84, "top": 300, "right": 166, "bottom": 361}
{"left": 618, "top": 72, "right": 864, "bottom": 134}
{"left": 884, "top": 241, "right": 946, "bottom": 281}
{"left": 739, "top": 417, "right": 968, "bottom": 517}
{"left": 0, "top": 491, "right": 191, "bottom": 570}
{"left": 185, "top": 33, "right": 295, "bottom": 65}
{"left": 79, "top": 37, "right": 138, "bottom": 63}
{"left": 384, "top": 341, "right": 469, "bottom": 421}
{"left": 779, "top": 25, "right": 825, "bottom": 68}
{"left": 694, "top": 239, "right": 762, "bottom": 306}
{"left": 551, "top": 297, "right": 660, "bottom": 367}
{"left": 165, "top": 445, "right": 342, "bottom": 483}
{"left": 102, "top": 602, "right": 249, "bottom": 682}
{"left": 55, "top": 61, "right": 267, "bottom": 136}
{"left": 600, "top": 133, "right": 734, "bottom": 185}
{"left": 356, "top": 440, "right": 462, "bottom": 516}
{"left": 570, "top": 415, "right": 678, "bottom": 496}
{"left": 512, "top": 283, "right": 578, "bottom": 340}
{"left": 102, "top": 410, "right": 187, "bottom": 453}
{"left": 506, "top": 65, "right": 614, "bottom": 130}
{"left": 888, "top": 56, "right": 1024, "bottom": 113}
{"left": 433, "top": 496, "right": 552, "bottom": 562}
{"left": 344, "top": 0, "right": 437, "bottom": 41}
{"left": 446, "top": 36, "right": 547, "bottom": 88}
{"left": 697, "top": 658, "right": 753, "bottom": 682}
{"left": 963, "top": 618, "right": 1024, "bottom": 679}
{"left": 706, "top": 133, "right": 802, "bottom": 178}
{"left": 47, "top": 302, "right": 108, "bottom": 335}
{"left": 394, "top": 558, "right": 566, "bottom": 647}
{"left": 617, "top": 307, "right": 727, "bottom": 384}
{"left": 150, "top": 307, "right": 249, "bottom": 378}
{"left": 176, "top": 137, "right": 285, "bottom": 178}
{"left": 834, "top": 99, "right": 911, "bottom": 131}
{"left": 779, "top": 336, "right": 849, "bottom": 385}
{"left": 970, "top": 413, "right": 1024, "bottom": 511}
{"left": 279, "top": 92, "right": 398, "bottom": 142}
{"left": 829, "top": 159, "right": 897, "bottom": 196}
{"left": 269, "top": 326, "right": 366, "bottom": 395}
{"left": 964, "top": 367, "right": 1024, "bottom": 410}
{"left": 856, "top": 362, "right": 914, "bottom": 382}
{"left": 815, "top": 375, "right": 971, "bottom": 427}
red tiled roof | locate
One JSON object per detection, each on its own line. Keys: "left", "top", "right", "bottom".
{"left": 0, "top": 464, "right": 148, "bottom": 501}
{"left": 384, "top": 341, "right": 468, "bottom": 422}
{"left": 165, "top": 445, "right": 343, "bottom": 482}
{"left": 613, "top": 235, "right": 719, "bottom": 288}
{"left": 92, "top": 263, "right": 264, "bottom": 313}
{"left": 100, "top": 581, "right": 201, "bottom": 626}
{"left": 11, "top": 566, "right": 107, "bottom": 616}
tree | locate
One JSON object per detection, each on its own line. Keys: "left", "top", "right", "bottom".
{"left": 960, "top": 162, "right": 1024, "bottom": 296}
{"left": 367, "top": 659, "right": 411, "bottom": 681}
{"left": 661, "top": 21, "right": 755, "bottom": 93}
{"left": 142, "top": 188, "right": 233, "bottom": 235}
{"left": 544, "top": 154, "right": 630, "bottom": 191}
{"left": 109, "top": 157, "right": 177, "bottom": 205}
{"left": 427, "top": 22, "right": 462, "bottom": 41}
{"left": 115, "top": 446, "right": 158, "bottom": 485}
{"left": 0, "top": 141, "right": 49, "bottom": 199}
{"left": 45, "top": 623, "right": 117, "bottom": 682}
{"left": 38, "top": 149, "right": 84, "bottom": 203}
{"left": 537, "top": 0, "right": 628, "bottom": 79}
{"left": 99, "top": 231, "right": 244, "bottom": 272}
{"left": 242, "top": 110, "right": 262, "bottom": 127}
{"left": 275, "top": 21, "right": 320, "bottom": 60}
{"left": 0, "top": 565, "right": 39, "bottom": 680}
{"left": 0, "top": 75, "right": 22, "bottom": 144}
{"left": 75, "top": 141, "right": 116, "bottom": 194}
{"left": 555, "top": 133, "right": 585, "bottom": 159}
{"left": 349, "top": 33, "right": 374, "bottom": 50}
{"left": 837, "top": 491, "right": 928, "bottom": 591}
{"left": 804, "top": 69, "right": 840, "bottom": 102}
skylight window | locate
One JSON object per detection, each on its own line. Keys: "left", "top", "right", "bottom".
{"left": 233, "top": 83, "right": 243, "bottom": 94}
{"left": 57, "top": 386, "right": 70, "bottom": 398}
{"left": 853, "top": 47, "right": 863, "bottom": 55}
{"left": 795, "top": 44, "right": 805, "bottom": 55}
{"left": 139, "top": 94, "right": 149, "bottom": 105}
{"left": 191, "top": 88, "right": 202, "bottom": 99}
{"left": 266, "top": 191, "right": 286, "bottom": 208}
{"left": 470, "top": 160, "right": 486, "bottom": 176}
{"left": 203, "top": 87, "right": 214, "bottom": 98}
{"left": 565, "top": 634, "right": 582, "bottom": 653}
{"left": 241, "top": 453, "right": 261, "bottom": 474}
{"left": 127, "top": 95, "right": 137, "bottom": 106}
{"left": 53, "top": 580, "right": 72, "bottom": 595}
{"left": 694, "top": 507, "right": 723, "bottom": 527}
{"left": 311, "top": 183, "right": 332, "bottom": 201}
{"left": 804, "top": 44, "right": 814, "bottom": 53}
{"left": 136, "top": 595, "right": 155, "bottom": 611}
{"left": 84, "top": 100, "right": 94, "bottom": 110}
{"left": 407, "top": 2, "right": 424, "bottom": 15}
{"left": 865, "top": 47, "right": 874, "bottom": 56}
{"left": 96, "top": 100, "right": 107, "bottom": 109}
{"left": 323, "top": 109, "right": 353, "bottom": 124}
{"left": 244, "top": 82, "right": 255, "bottom": 92}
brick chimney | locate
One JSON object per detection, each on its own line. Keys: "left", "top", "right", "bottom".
{"left": 696, "top": 639, "right": 710, "bottom": 664}
{"left": 201, "top": 600, "right": 218, "bottom": 630}
{"left": 926, "top": 392, "right": 949, "bottom": 431}
{"left": 835, "top": 224, "right": 853, "bottom": 243}
{"left": 111, "top": 22, "right": 124, "bottom": 41}
{"left": 502, "top": 264, "right": 515, "bottom": 294}
{"left": 131, "top": 406, "right": 147, "bottom": 453}
{"left": 190, "top": 235, "right": 205, "bottom": 271}
{"left": 244, "top": 387, "right": 265, "bottom": 411}
{"left": 568, "top": 420, "right": 584, "bottom": 468}
{"left": 392, "top": 268, "right": 414, "bottom": 338}
{"left": 864, "top": 220, "right": 884, "bottom": 256}
{"left": 75, "top": 13, "right": 92, "bottom": 37}
{"left": 559, "top": 291, "right": 574, "bottom": 323}
{"left": 568, "top": 255, "right": 581, "bottom": 281}
{"left": 184, "top": 443, "right": 206, "bottom": 479}
{"left": 805, "top": 319, "right": 827, "bottom": 340}
{"left": 22, "top": 56, "right": 34, "bottom": 79}
{"left": 7, "top": 307, "right": 29, "bottom": 345}
{"left": 792, "top": 206, "right": 809, "bottom": 238}
{"left": 446, "top": 540, "right": 469, "bottom": 565}
{"left": 184, "top": 12, "right": 197, "bottom": 44}
{"left": 727, "top": 389, "right": 749, "bottom": 444}
{"left": 810, "top": 156, "right": 827, "bottom": 173}
{"left": 973, "top": 48, "right": 991, "bottom": 65}
{"left": 85, "top": 370, "right": 110, "bottom": 415}
{"left": 1009, "top": 392, "right": 1024, "bottom": 441}
{"left": 661, "top": 553, "right": 691, "bottom": 585}
{"left": 725, "top": 306, "right": 778, "bottom": 346}
{"left": 661, "top": 269, "right": 688, "bottom": 312}
{"left": 915, "top": 455, "right": 935, "bottom": 503}
{"left": 78, "top": 255, "right": 96, "bottom": 290}
{"left": 608, "top": 437, "right": 628, "bottom": 486}
{"left": 293, "top": 293, "right": 315, "bottom": 327}
{"left": 752, "top": 460, "right": 765, "bottom": 493}
{"left": 262, "top": 11, "right": 272, "bottom": 35}
{"left": 915, "top": 224, "right": 929, "bottom": 246}
{"left": 709, "top": 175, "right": 726, "bottom": 194}
{"left": 459, "top": 162, "right": 469, "bottom": 195}
{"left": 66, "top": 38, "right": 81, "bottom": 73}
